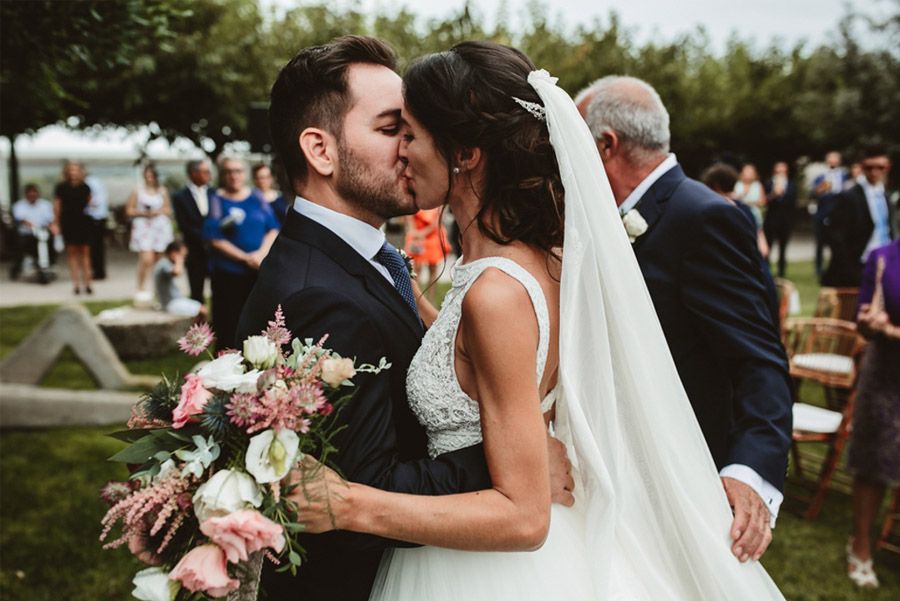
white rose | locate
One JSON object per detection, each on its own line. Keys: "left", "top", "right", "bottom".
{"left": 245, "top": 429, "right": 300, "bottom": 484}
{"left": 622, "top": 209, "right": 648, "bottom": 242}
{"left": 197, "top": 353, "right": 245, "bottom": 390}
{"left": 243, "top": 335, "right": 278, "bottom": 369}
{"left": 131, "top": 567, "right": 178, "bottom": 601}
{"left": 320, "top": 357, "right": 356, "bottom": 387}
{"left": 192, "top": 469, "right": 263, "bottom": 523}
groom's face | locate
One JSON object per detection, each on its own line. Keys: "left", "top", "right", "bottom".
{"left": 335, "top": 64, "right": 416, "bottom": 220}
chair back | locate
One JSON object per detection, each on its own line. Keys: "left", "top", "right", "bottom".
{"left": 783, "top": 318, "right": 865, "bottom": 389}
{"left": 814, "top": 287, "right": 860, "bottom": 321}
{"left": 774, "top": 278, "right": 797, "bottom": 330}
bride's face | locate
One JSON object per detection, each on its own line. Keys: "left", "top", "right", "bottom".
{"left": 398, "top": 108, "right": 450, "bottom": 211}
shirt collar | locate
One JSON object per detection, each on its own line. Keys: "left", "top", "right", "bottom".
{"left": 859, "top": 178, "right": 885, "bottom": 195}
{"left": 619, "top": 153, "right": 678, "bottom": 215}
{"left": 293, "top": 196, "right": 385, "bottom": 260}
{"left": 188, "top": 182, "right": 207, "bottom": 194}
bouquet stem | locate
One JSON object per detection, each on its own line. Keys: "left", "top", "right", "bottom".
{"left": 227, "top": 551, "right": 264, "bottom": 601}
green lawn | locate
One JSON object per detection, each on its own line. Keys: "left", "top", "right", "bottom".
{"left": 1, "top": 265, "right": 898, "bottom": 600}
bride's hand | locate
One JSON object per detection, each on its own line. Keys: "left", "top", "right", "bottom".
{"left": 287, "top": 456, "right": 352, "bottom": 533}
{"left": 547, "top": 436, "right": 575, "bottom": 507}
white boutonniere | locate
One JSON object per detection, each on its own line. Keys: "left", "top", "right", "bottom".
{"left": 622, "top": 209, "right": 648, "bottom": 243}
{"left": 398, "top": 248, "right": 417, "bottom": 279}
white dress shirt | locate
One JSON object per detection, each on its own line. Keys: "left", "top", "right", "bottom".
{"left": 188, "top": 182, "right": 209, "bottom": 217}
{"left": 85, "top": 175, "right": 109, "bottom": 220}
{"left": 293, "top": 196, "right": 393, "bottom": 284}
{"left": 623, "top": 154, "right": 783, "bottom": 525}
{"left": 12, "top": 198, "right": 54, "bottom": 235}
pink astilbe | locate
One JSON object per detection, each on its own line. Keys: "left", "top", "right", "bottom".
{"left": 127, "top": 404, "right": 170, "bottom": 430}
{"left": 246, "top": 385, "right": 306, "bottom": 433}
{"left": 100, "top": 472, "right": 195, "bottom": 556}
{"left": 263, "top": 304, "right": 292, "bottom": 347}
{"left": 178, "top": 322, "right": 215, "bottom": 356}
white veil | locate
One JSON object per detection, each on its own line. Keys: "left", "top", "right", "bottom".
{"left": 528, "top": 70, "right": 785, "bottom": 599}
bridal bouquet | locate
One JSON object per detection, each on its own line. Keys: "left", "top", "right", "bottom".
{"left": 99, "top": 307, "right": 389, "bottom": 601}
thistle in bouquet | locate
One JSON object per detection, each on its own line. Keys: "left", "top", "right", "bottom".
{"left": 99, "top": 307, "right": 389, "bottom": 600}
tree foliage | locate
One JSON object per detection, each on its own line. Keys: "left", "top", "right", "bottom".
{"left": 1, "top": 0, "right": 897, "bottom": 176}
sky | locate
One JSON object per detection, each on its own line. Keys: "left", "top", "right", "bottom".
{"left": 264, "top": 0, "right": 869, "bottom": 52}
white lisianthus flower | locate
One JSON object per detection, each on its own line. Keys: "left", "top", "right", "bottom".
{"left": 622, "top": 209, "right": 649, "bottom": 243}
{"left": 131, "top": 567, "right": 178, "bottom": 601}
{"left": 175, "top": 435, "right": 221, "bottom": 479}
{"left": 320, "top": 357, "right": 356, "bottom": 388}
{"left": 192, "top": 469, "right": 263, "bottom": 523}
{"left": 197, "top": 353, "right": 245, "bottom": 390}
{"left": 245, "top": 429, "right": 300, "bottom": 484}
{"left": 243, "top": 335, "right": 279, "bottom": 369}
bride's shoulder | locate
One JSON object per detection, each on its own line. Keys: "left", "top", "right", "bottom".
{"left": 461, "top": 266, "right": 537, "bottom": 329}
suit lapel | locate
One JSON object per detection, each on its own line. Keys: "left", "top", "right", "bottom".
{"left": 631, "top": 164, "right": 685, "bottom": 251}
{"left": 281, "top": 211, "right": 424, "bottom": 338}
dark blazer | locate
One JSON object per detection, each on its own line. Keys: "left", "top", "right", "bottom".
{"left": 631, "top": 164, "right": 792, "bottom": 491}
{"left": 171, "top": 186, "right": 209, "bottom": 251}
{"left": 236, "top": 210, "right": 491, "bottom": 601}
{"left": 762, "top": 178, "right": 797, "bottom": 230}
{"left": 822, "top": 183, "right": 895, "bottom": 288}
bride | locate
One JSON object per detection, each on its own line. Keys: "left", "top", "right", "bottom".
{"left": 292, "top": 41, "right": 785, "bottom": 600}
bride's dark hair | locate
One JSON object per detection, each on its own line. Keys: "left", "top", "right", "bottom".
{"left": 402, "top": 41, "right": 564, "bottom": 255}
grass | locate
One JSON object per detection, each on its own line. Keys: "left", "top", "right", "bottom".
{"left": 1, "top": 264, "right": 898, "bottom": 600}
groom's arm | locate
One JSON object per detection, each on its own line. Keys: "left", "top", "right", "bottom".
{"left": 281, "top": 287, "right": 492, "bottom": 551}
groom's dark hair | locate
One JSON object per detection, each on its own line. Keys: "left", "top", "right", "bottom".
{"left": 269, "top": 36, "right": 397, "bottom": 184}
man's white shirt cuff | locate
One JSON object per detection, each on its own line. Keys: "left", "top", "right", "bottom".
{"left": 720, "top": 464, "right": 782, "bottom": 528}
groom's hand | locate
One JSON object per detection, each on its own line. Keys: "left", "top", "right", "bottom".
{"left": 722, "top": 476, "right": 772, "bottom": 562}
{"left": 547, "top": 436, "right": 575, "bottom": 507}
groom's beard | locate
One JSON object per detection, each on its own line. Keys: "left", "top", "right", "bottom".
{"left": 336, "top": 141, "right": 414, "bottom": 220}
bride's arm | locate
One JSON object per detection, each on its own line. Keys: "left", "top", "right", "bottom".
{"left": 293, "top": 271, "right": 552, "bottom": 551}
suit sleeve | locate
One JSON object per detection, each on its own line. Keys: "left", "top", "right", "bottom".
{"left": 680, "top": 202, "right": 792, "bottom": 490}
{"left": 281, "top": 287, "right": 492, "bottom": 552}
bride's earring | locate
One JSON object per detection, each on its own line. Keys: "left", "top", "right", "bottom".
{"left": 452, "top": 167, "right": 460, "bottom": 175}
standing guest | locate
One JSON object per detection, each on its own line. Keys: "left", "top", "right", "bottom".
{"left": 812, "top": 151, "right": 851, "bottom": 279}
{"left": 53, "top": 160, "right": 94, "bottom": 295}
{"left": 10, "top": 183, "right": 56, "bottom": 282}
{"left": 252, "top": 164, "right": 289, "bottom": 224}
{"left": 734, "top": 163, "right": 767, "bottom": 228}
{"left": 846, "top": 239, "right": 900, "bottom": 589}
{"left": 822, "top": 146, "right": 894, "bottom": 287}
{"left": 85, "top": 170, "right": 109, "bottom": 280}
{"left": 763, "top": 161, "right": 797, "bottom": 278}
{"left": 153, "top": 241, "right": 207, "bottom": 319}
{"left": 578, "top": 76, "right": 792, "bottom": 562}
{"left": 404, "top": 208, "right": 450, "bottom": 304}
{"left": 204, "top": 156, "right": 279, "bottom": 350}
{"left": 126, "top": 164, "right": 174, "bottom": 302}
{"left": 171, "top": 159, "right": 212, "bottom": 303}
{"left": 850, "top": 161, "right": 864, "bottom": 183}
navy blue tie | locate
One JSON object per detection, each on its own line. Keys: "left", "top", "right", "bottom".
{"left": 374, "top": 242, "right": 419, "bottom": 317}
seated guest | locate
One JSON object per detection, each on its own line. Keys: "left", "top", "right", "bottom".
{"left": 154, "top": 241, "right": 207, "bottom": 318}
{"left": 11, "top": 183, "right": 57, "bottom": 282}
{"left": 822, "top": 146, "right": 894, "bottom": 287}
{"left": 846, "top": 239, "right": 900, "bottom": 589}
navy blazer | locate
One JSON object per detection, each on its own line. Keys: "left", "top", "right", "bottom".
{"left": 631, "top": 165, "right": 792, "bottom": 491}
{"left": 171, "top": 186, "right": 210, "bottom": 250}
{"left": 236, "top": 210, "right": 491, "bottom": 601}
{"left": 822, "top": 183, "right": 895, "bottom": 288}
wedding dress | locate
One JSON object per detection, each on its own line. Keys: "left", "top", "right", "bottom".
{"left": 371, "top": 71, "right": 785, "bottom": 600}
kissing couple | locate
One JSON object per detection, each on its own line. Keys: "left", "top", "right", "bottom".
{"left": 235, "top": 36, "right": 786, "bottom": 600}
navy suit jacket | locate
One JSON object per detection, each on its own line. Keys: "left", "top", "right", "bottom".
{"left": 171, "top": 186, "right": 210, "bottom": 251}
{"left": 822, "top": 183, "right": 895, "bottom": 288}
{"left": 631, "top": 165, "right": 792, "bottom": 491}
{"left": 236, "top": 210, "right": 491, "bottom": 601}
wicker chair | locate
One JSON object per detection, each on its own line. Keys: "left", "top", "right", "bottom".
{"left": 782, "top": 317, "right": 866, "bottom": 519}
{"left": 878, "top": 488, "right": 900, "bottom": 554}
{"left": 814, "top": 287, "right": 860, "bottom": 322}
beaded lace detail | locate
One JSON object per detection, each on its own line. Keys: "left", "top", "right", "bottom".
{"left": 406, "top": 257, "right": 555, "bottom": 458}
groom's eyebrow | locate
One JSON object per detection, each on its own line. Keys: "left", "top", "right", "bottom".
{"left": 374, "top": 108, "right": 402, "bottom": 122}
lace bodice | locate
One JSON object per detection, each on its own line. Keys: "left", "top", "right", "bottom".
{"left": 407, "top": 256, "right": 555, "bottom": 458}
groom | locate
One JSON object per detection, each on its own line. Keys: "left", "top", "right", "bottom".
{"left": 577, "top": 76, "right": 792, "bottom": 563}
{"left": 236, "top": 37, "right": 570, "bottom": 601}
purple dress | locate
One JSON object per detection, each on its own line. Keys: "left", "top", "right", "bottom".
{"left": 848, "top": 240, "right": 900, "bottom": 484}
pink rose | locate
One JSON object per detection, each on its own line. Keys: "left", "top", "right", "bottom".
{"left": 199, "top": 509, "right": 286, "bottom": 564}
{"left": 169, "top": 544, "right": 239, "bottom": 597}
{"left": 172, "top": 374, "right": 213, "bottom": 429}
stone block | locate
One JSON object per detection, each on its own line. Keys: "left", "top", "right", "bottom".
{"left": 95, "top": 307, "right": 193, "bottom": 360}
{"left": 0, "top": 383, "right": 138, "bottom": 428}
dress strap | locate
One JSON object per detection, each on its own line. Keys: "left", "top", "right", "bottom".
{"left": 455, "top": 257, "right": 551, "bottom": 386}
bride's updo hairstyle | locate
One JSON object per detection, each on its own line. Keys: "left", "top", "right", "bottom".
{"left": 403, "top": 41, "right": 564, "bottom": 255}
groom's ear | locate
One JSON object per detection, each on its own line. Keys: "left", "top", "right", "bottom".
{"left": 455, "top": 147, "right": 482, "bottom": 173}
{"left": 299, "top": 128, "right": 338, "bottom": 177}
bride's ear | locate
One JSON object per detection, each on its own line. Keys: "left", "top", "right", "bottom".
{"left": 300, "top": 128, "right": 337, "bottom": 177}
{"left": 455, "top": 147, "right": 483, "bottom": 174}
